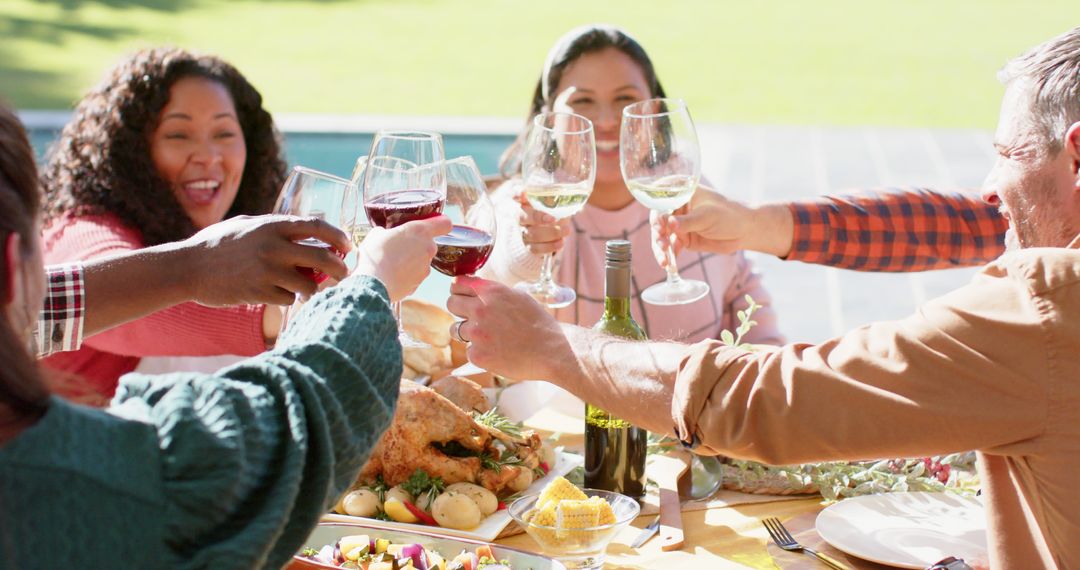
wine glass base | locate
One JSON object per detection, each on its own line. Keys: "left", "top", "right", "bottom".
{"left": 398, "top": 331, "right": 431, "bottom": 349}
{"left": 641, "top": 278, "right": 710, "bottom": 306}
{"left": 514, "top": 280, "right": 576, "bottom": 309}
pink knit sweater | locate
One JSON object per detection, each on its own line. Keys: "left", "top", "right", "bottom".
{"left": 481, "top": 181, "right": 784, "bottom": 345}
{"left": 41, "top": 213, "right": 267, "bottom": 402}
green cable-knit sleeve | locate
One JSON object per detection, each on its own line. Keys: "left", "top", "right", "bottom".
{"left": 109, "top": 274, "right": 402, "bottom": 570}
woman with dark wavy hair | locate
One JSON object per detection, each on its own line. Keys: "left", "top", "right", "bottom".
{"left": 40, "top": 47, "right": 296, "bottom": 402}
{"left": 0, "top": 102, "right": 453, "bottom": 568}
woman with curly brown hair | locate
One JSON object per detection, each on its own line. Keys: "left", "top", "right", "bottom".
{"left": 39, "top": 47, "right": 305, "bottom": 402}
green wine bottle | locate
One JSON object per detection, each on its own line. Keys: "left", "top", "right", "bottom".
{"left": 584, "top": 240, "right": 648, "bottom": 499}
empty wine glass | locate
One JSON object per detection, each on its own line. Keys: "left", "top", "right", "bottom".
{"left": 273, "top": 165, "right": 357, "bottom": 330}
{"left": 514, "top": 111, "right": 596, "bottom": 309}
{"left": 620, "top": 98, "right": 709, "bottom": 305}
{"left": 363, "top": 130, "right": 447, "bottom": 348}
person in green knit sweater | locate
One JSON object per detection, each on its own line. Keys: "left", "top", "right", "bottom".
{"left": 0, "top": 104, "right": 452, "bottom": 568}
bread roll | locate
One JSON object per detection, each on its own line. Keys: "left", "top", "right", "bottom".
{"left": 400, "top": 299, "right": 455, "bottom": 347}
{"left": 403, "top": 344, "right": 452, "bottom": 376}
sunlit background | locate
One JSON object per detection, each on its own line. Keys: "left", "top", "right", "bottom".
{"left": 1, "top": 0, "right": 1071, "bottom": 127}
{"left": 2, "top": 0, "right": 1071, "bottom": 342}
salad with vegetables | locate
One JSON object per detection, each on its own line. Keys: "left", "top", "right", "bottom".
{"left": 298, "top": 535, "right": 522, "bottom": 570}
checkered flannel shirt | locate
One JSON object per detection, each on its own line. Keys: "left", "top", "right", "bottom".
{"left": 36, "top": 263, "right": 85, "bottom": 357}
{"left": 786, "top": 188, "right": 1008, "bottom": 272}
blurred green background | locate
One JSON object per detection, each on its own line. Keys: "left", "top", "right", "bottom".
{"left": 0, "top": 0, "right": 1071, "bottom": 127}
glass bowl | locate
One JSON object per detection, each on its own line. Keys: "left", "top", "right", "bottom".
{"left": 507, "top": 488, "right": 640, "bottom": 570}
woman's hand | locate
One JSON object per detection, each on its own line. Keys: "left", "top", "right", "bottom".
{"left": 355, "top": 216, "right": 452, "bottom": 303}
{"left": 515, "top": 190, "right": 572, "bottom": 255}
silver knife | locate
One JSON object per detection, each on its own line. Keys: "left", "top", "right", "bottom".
{"left": 630, "top": 517, "right": 660, "bottom": 548}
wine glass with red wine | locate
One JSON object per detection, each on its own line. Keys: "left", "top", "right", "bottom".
{"left": 363, "top": 130, "right": 447, "bottom": 348}
{"left": 421, "top": 156, "right": 496, "bottom": 377}
{"left": 273, "top": 166, "right": 357, "bottom": 330}
{"left": 429, "top": 156, "right": 496, "bottom": 278}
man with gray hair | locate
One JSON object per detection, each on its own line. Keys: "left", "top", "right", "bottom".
{"left": 447, "top": 26, "right": 1080, "bottom": 568}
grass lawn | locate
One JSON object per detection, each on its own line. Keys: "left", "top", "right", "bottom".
{"left": 0, "top": 0, "right": 1072, "bottom": 128}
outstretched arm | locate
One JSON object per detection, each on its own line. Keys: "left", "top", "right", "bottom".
{"left": 447, "top": 272, "right": 1046, "bottom": 465}
{"left": 654, "top": 187, "right": 1007, "bottom": 273}
{"left": 37, "top": 215, "right": 351, "bottom": 357}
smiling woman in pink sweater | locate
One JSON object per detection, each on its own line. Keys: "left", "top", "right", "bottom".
{"left": 483, "top": 25, "right": 783, "bottom": 345}
{"left": 38, "top": 48, "right": 331, "bottom": 403}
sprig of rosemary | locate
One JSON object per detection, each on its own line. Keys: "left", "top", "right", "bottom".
{"left": 480, "top": 452, "right": 525, "bottom": 473}
{"left": 472, "top": 408, "right": 524, "bottom": 438}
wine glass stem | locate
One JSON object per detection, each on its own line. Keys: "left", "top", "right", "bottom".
{"left": 537, "top": 252, "right": 557, "bottom": 288}
{"left": 664, "top": 241, "right": 684, "bottom": 285}
{"left": 393, "top": 301, "right": 407, "bottom": 336}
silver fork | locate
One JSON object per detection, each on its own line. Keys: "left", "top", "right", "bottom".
{"left": 762, "top": 517, "right": 850, "bottom": 570}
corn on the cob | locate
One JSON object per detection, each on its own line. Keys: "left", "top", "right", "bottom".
{"left": 536, "top": 476, "right": 587, "bottom": 509}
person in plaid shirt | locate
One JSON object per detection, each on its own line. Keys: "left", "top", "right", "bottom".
{"left": 35, "top": 263, "right": 83, "bottom": 357}
{"left": 651, "top": 187, "right": 1009, "bottom": 273}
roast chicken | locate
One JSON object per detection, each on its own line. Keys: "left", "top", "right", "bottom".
{"left": 356, "top": 378, "right": 544, "bottom": 496}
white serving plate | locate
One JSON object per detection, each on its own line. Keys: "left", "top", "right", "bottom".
{"left": 324, "top": 451, "right": 583, "bottom": 541}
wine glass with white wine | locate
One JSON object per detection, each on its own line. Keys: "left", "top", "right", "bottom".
{"left": 620, "top": 98, "right": 708, "bottom": 305}
{"left": 514, "top": 111, "right": 596, "bottom": 309}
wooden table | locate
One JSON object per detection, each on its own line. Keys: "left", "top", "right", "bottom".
{"left": 502, "top": 408, "right": 895, "bottom": 569}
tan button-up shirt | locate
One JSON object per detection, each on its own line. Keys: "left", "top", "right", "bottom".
{"left": 672, "top": 241, "right": 1080, "bottom": 569}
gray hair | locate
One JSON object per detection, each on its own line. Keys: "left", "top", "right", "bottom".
{"left": 998, "top": 26, "right": 1080, "bottom": 155}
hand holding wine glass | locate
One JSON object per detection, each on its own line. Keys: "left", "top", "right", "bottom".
{"left": 272, "top": 166, "right": 358, "bottom": 332}
{"left": 274, "top": 166, "right": 358, "bottom": 284}
{"left": 354, "top": 217, "right": 450, "bottom": 304}
{"left": 620, "top": 98, "right": 709, "bottom": 305}
{"left": 514, "top": 111, "right": 596, "bottom": 309}
{"left": 421, "top": 156, "right": 498, "bottom": 377}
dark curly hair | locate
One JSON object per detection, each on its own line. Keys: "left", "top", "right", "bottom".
{"left": 41, "top": 47, "right": 287, "bottom": 246}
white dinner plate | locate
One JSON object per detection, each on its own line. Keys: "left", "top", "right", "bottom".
{"left": 324, "top": 451, "right": 583, "bottom": 541}
{"left": 815, "top": 491, "right": 988, "bottom": 569}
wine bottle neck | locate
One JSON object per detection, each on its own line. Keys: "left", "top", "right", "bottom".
{"left": 603, "top": 264, "right": 632, "bottom": 318}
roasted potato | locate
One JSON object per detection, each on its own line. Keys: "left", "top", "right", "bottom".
{"left": 432, "top": 491, "right": 482, "bottom": 530}
{"left": 342, "top": 488, "right": 381, "bottom": 518}
{"left": 444, "top": 482, "right": 498, "bottom": 516}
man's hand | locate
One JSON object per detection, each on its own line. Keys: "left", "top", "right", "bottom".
{"left": 446, "top": 276, "right": 565, "bottom": 381}
{"left": 651, "top": 189, "right": 795, "bottom": 268}
{"left": 355, "top": 216, "right": 451, "bottom": 303}
{"left": 184, "top": 215, "right": 353, "bottom": 307}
